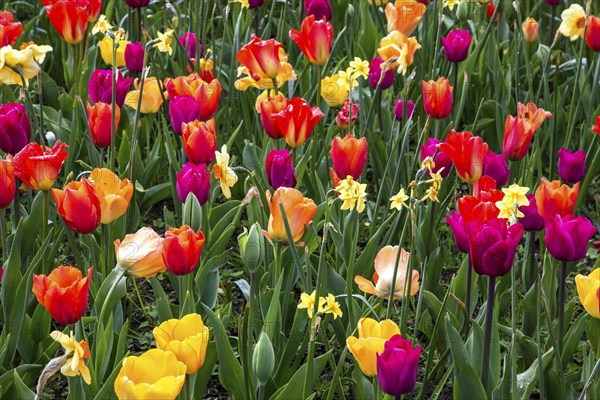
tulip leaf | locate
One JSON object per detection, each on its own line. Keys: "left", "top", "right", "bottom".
{"left": 586, "top": 318, "right": 600, "bottom": 356}
{"left": 93, "top": 266, "right": 127, "bottom": 328}
{"left": 269, "top": 351, "right": 330, "bottom": 400}
{"left": 263, "top": 274, "right": 284, "bottom": 343}
{"left": 562, "top": 312, "right": 589, "bottom": 367}
{"left": 12, "top": 370, "right": 34, "bottom": 400}
{"left": 149, "top": 277, "right": 174, "bottom": 322}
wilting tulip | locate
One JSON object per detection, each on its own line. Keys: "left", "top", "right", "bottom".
{"left": 441, "top": 29, "right": 472, "bottom": 63}
{"left": 169, "top": 96, "right": 200, "bottom": 135}
{"left": 182, "top": 119, "right": 217, "bottom": 164}
{"left": 124, "top": 0, "right": 150, "bottom": 8}
{"left": 336, "top": 99, "right": 359, "bottom": 131}
{"left": 87, "top": 102, "right": 120, "bottom": 148}
{"left": 266, "top": 187, "right": 317, "bottom": 243}
{"left": 385, "top": 0, "right": 426, "bottom": 35}
{"left": 420, "top": 138, "right": 451, "bottom": 177}
{"left": 99, "top": 35, "right": 130, "bottom": 67}
{"left": 377, "top": 335, "right": 421, "bottom": 396}
{"left": 88, "top": 69, "right": 132, "bottom": 108}
{"left": 153, "top": 313, "right": 210, "bottom": 374}
{"left": 534, "top": 179, "right": 579, "bottom": 221}
{"left": 330, "top": 133, "right": 368, "bottom": 183}
{"left": 273, "top": 97, "right": 324, "bottom": 148}
{"left": 0, "top": 158, "right": 15, "bottom": 209}
{"left": 466, "top": 218, "right": 524, "bottom": 277}
{"left": 558, "top": 148, "right": 586, "bottom": 184}
{"left": 32, "top": 266, "right": 93, "bottom": 325}
{"left": 346, "top": 318, "right": 401, "bottom": 377}
{"left": 482, "top": 151, "right": 509, "bottom": 186}
{"left": 44, "top": 0, "right": 100, "bottom": 44}
{"left": 13, "top": 141, "right": 69, "bottom": 191}
{"left": 265, "top": 149, "right": 296, "bottom": 189}
{"left": 162, "top": 226, "right": 205, "bottom": 276}
{"left": 304, "top": 0, "right": 332, "bottom": 21}
{"left": 438, "top": 130, "right": 489, "bottom": 184}
{"left": 125, "top": 42, "right": 144, "bottom": 73}
{"left": 178, "top": 32, "right": 203, "bottom": 59}
{"left": 422, "top": 77, "right": 453, "bottom": 119}
{"left": 355, "top": 246, "right": 419, "bottom": 299}
{"left": 236, "top": 34, "right": 283, "bottom": 81}
{"left": 394, "top": 99, "right": 415, "bottom": 122}
{"left": 518, "top": 194, "right": 545, "bottom": 232}
{"left": 52, "top": 178, "right": 101, "bottom": 234}
{"left": 124, "top": 77, "right": 164, "bottom": 114}
{"left": 458, "top": 185, "right": 504, "bottom": 223}
{"left": 176, "top": 162, "right": 211, "bottom": 205}
{"left": 575, "top": 268, "right": 600, "bottom": 319}
{"left": 89, "top": 168, "right": 134, "bottom": 224}
{"left": 522, "top": 18, "right": 539, "bottom": 44}
{"left": 114, "top": 227, "right": 165, "bottom": 278}
{"left": 258, "top": 93, "right": 288, "bottom": 139}
{"left": 446, "top": 210, "right": 469, "bottom": 253}
{"left": 368, "top": 57, "right": 394, "bottom": 90}
{"left": 586, "top": 16, "right": 600, "bottom": 51}
{"left": 545, "top": 215, "right": 597, "bottom": 262}
{"left": 0, "top": 11, "right": 22, "bottom": 47}
{"left": 0, "top": 103, "right": 31, "bottom": 154}
{"left": 377, "top": 30, "right": 421, "bottom": 75}
{"left": 289, "top": 15, "right": 333, "bottom": 66}
{"left": 114, "top": 349, "right": 187, "bottom": 400}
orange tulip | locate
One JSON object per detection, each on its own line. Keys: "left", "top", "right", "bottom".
{"left": 522, "top": 18, "right": 539, "bottom": 44}
{"left": 32, "top": 265, "right": 93, "bottom": 325}
{"left": 503, "top": 102, "right": 552, "bottom": 161}
{"left": 0, "top": 157, "right": 15, "bottom": 209}
{"left": 182, "top": 119, "right": 217, "bottom": 165}
{"left": 266, "top": 187, "right": 317, "bottom": 243}
{"left": 52, "top": 178, "right": 101, "bottom": 234}
{"left": 87, "top": 102, "right": 120, "bottom": 148}
{"left": 115, "top": 227, "right": 165, "bottom": 278}
{"left": 236, "top": 34, "right": 283, "bottom": 81}
{"left": 13, "top": 141, "right": 69, "bottom": 191}
{"left": 162, "top": 225, "right": 205, "bottom": 276}
{"left": 164, "top": 74, "right": 222, "bottom": 121}
{"left": 89, "top": 168, "right": 134, "bottom": 224}
{"left": 534, "top": 179, "right": 579, "bottom": 221}
{"left": 289, "top": 15, "right": 333, "bottom": 66}
{"left": 377, "top": 30, "right": 421, "bottom": 75}
{"left": 384, "top": 0, "right": 426, "bottom": 35}
{"left": 438, "top": 130, "right": 489, "bottom": 184}
{"left": 421, "top": 77, "right": 453, "bottom": 120}
{"left": 330, "top": 133, "right": 368, "bottom": 183}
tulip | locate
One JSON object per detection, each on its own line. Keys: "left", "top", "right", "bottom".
{"left": 253, "top": 332, "right": 275, "bottom": 386}
{"left": 518, "top": 194, "right": 545, "bottom": 232}
{"left": 522, "top": 18, "right": 539, "bottom": 44}
{"left": 330, "top": 133, "right": 368, "bottom": 183}
{"left": 162, "top": 226, "right": 205, "bottom": 276}
{"left": 420, "top": 138, "right": 451, "bottom": 177}
{"left": 336, "top": 99, "right": 359, "bottom": 131}
{"left": 153, "top": 313, "right": 210, "bottom": 374}
{"left": 124, "top": 77, "right": 164, "bottom": 114}
{"left": 266, "top": 187, "right": 317, "bottom": 243}
{"left": 482, "top": 151, "right": 509, "bottom": 186}
{"left": 368, "top": 57, "right": 394, "bottom": 90}
{"left": 114, "top": 349, "right": 187, "bottom": 400}
{"left": 182, "top": 119, "right": 217, "bottom": 164}
{"left": 377, "top": 30, "right": 421, "bottom": 75}
{"left": 125, "top": 42, "right": 144, "bottom": 73}
{"left": 89, "top": 168, "right": 134, "bottom": 224}
{"left": 304, "top": 0, "right": 332, "bottom": 21}
{"left": 165, "top": 75, "right": 221, "bottom": 121}
{"left": 394, "top": 99, "right": 415, "bottom": 122}
{"left": 265, "top": 149, "right": 296, "bottom": 189}
{"left": 534, "top": 179, "right": 579, "bottom": 221}
{"left": 169, "top": 96, "right": 200, "bottom": 135}
{"left": 236, "top": 34, "right": 283, "bottom": 81}
{"left": 99, "top": 35, "right": 130, "bottom": 67}
{"left": 446, "top": 210, "right": 469, "bottom": 253}
{"left": 544, "top": 215, "right": 597, "bottom": 262}
{"left": 385, "top": 0, "right": 426, "bottom": 35}
{"left": 575, "top": 268, "right": 600, "bottom": 319}
{"left": 247, "top": 0, "right": 265, "bottom": 8}
{"left": 13, "top": 141, "right": 69, "bottom": 191}
{"left": 503, "top": 103, "right": 552, "bottom": 161}
{"left": 32, "top": 266, "right": 93, "bottom": 325}
{"left": 0, "top": 157, "right": 15, "bottom": 209}
{"left": 558, "top": 148, "right": 586, "bottom": 184}
{"left": 346, "top": 318, "right": 401, "bottom": 377}
{"left": 355, "top": 246, "right": 419, "bottom": 299}
{"left": 178, "top": 32, "right": 203, "bottom": 59}
{"left": 88, "top": 69, "right": 132, "bottom": 108}
{"left": 376, "top": 335, "right": 421, "bottom": 396}
{"left": 124, "top": 0, "right": 150, "bottom": 8}
{"left": 176, "top": 162, "right": 211, "bottom": 205}
{"left": 0, "top": 103, "right": 31, "bottom": 154}
{"left": 52, "top": 178, "right": 101, "bottom": 234}
{"left": 586, "top": 16, "right": 600, "bottom": 51}
{"left": 320, "top": 73, "right": 350, "bottom": 107}
{"left": 594, "top": 116, "right": 600, "bottom": 136}
{"left": 0, "top": 11, "right": 23, "bottom": 47}
{"left": 43, "top": 0, "right": 98, "bottom": 45}
{"left": 114, "top": 227, "right": 165, "bottom": 278}
{"left": 438, "top": 130, "right": 489, "bottom": 184}
{"left": 441, "top": 29, "right": 472, "bottom": 63}
{"left": 289, "top": 15, "right": 333, "bottom": 66}
{"left": 87, "top": 102, "right": 120, "bottom": 148}
{"left": 421, "top": 77, "right": 453, "bottom": 119}
{"left": 273, "top": 97, "right": 324, "bottom": 148}
{"left": 458, "top": 185, "right": 504, "bottom": 223}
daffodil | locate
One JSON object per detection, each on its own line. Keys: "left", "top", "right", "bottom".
{"left": 297, "top": 291, "right": 325, "bottom": 318}
{"left": 558, "top": 4, "right": 586, "bottom": 41}
{"left": 421, "top": 186, "right": 440, "bottom": 203}
{"left": 425, "top": 169, "right": 445, "bottom": 190}
{"left": 420, "top": 156, "right": 435, "bottom": 172}
{"left": 213, "top": 145, "right": 238, "bottom": 199}
{"left": 50, "top": 331, "right": 92, "bottom": 385}
{"left": 444, "top": 0, "right": 461, "bottom": 11}
{"left": 154, "top": 29, "right": 175, "bottom": 56}
{"left": 390, "top": 189, "right": 410, "bottom": 210}
{"left": 322, "top": 294, "right": 343, "bottom": 320}
{"left": 502, "top": 184, "right": 530, "bottom": 207}
{"left": 349, "top": 57, "right": 369, "bottom": 80}
{"left": 335, "top": 176, "right": 367, "bottom": 213}
{"left": 19, "top": 42, "right": 53, "bottom": 64}
{"left": 234, "top": 0, "right": 251, "bottom": 8}
{"left": 92, "top": 15, "right": 113, "bottom": 35}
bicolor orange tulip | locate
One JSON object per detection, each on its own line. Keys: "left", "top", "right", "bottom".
{"left": 266, "top": 187, "right": 317, "bottom": 243}
{"left": 89, "top": 168, "right": 134, "bottom": 224}
{"left": 0, "top": 157, "right": 15, "bottom": 209}
{"left": 385, "top": 0, "right": 426, "bottom": 35}
{"left": 236, "top": 34, "right": 283, "bottom": 81}
{"left": 272, "top": 97, "right": 324, "bottom": 148}
{"left": 503, "top": 102, "right": 552, "bottom": 161}
{"left": 377, "top": 30, "right": 420, "bottom": 75}
{"left": 346, "top": 318, "right": 401, "bottom": 377}
{"left": 534, "top": 178, "right": 579, "bottom": 221}
{"left": 259, "top": 92, "right": 288, "bottom": 139}
{"left": 289, "top": 15, "right": 333, "bottom": 66}
{"left": 52, "top": 178, "right": 101, "bottom": 234}
{"left": 165, "top": 74, "right": 222, "bottom": 121}
{"left": 421, "top": 77, "right": 453, "bottom": 120}
{"left": 87, "top": 102, "right": 120, "bottom": 148}
{"left": 43, "top": 0, "right": 101, "bottom": 45}
{"left": 330, "top": 133, "right": 368, "bottom": 184}
{"left": 115, "top": 227, "right": 165, "bottom": 278}
{"left": 124, "top": 77, "right": 164, "bottom": 114}
{"left": 438, "top": 130, "right": 489, "bottom": 184}
{"left": 162, "top": 225, "right": 205, "bottom": 276}
{"left": 12, "top": 141, "right": 69, "bottom": 191}
{"left": 32, "top": 265, "right": 93, "bottom": 325}
{"left": 182, "top": 119, "right": 217, "bottom": 165}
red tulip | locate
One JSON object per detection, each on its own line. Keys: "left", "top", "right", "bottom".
{"left": 458, "top": 185, "right": 504, "bottom": 223}
{"left": 259, "top": 93, "right": 288, "bottom": 139}
{"left": 503, "top": 102, "right": 551, "bottom": 161}
{"left": 52, "top": 178, "right": 102, "bottom": 234}
{"left": 13, "top": 141, "right": 69, "bottom": 191}
{"left": 182, "top": 119, "right": 217, "bottom": 165}
{"left": 438, "top": 130, "right": 489, "bottom": 184}
{"left": 289, "top": 15, "right": 333, "bottom": 66}
{"left": 162, "top": 225, "right": 205, "bottom": 276}
{"left": 586, "top": 16, "right": 600, "bottom": 52}
{"left": 0, "top": 157, "right": 15, "bottom": 209}
{"left": 0, "top": 10, "right": 23, "bottom": 47}
{"left": 236, "top": 34, "right": 283, "bottom": 81}
{"left": 330, "top": 133, "right": 368, "bottom": 182}
{"left": 273, "top": 97, "right": 324, "bottom": 148}
{"left": 534, "top": 179, "right": 579, "bottom": 221}
{"left": 87, "top": 102, "right": 120, "bottom": 148}
{"left": 43, "top": 0, "right": 101, "bottom": 45}
{"left": 421, "top": 77, "right": 453, "bottom": 120}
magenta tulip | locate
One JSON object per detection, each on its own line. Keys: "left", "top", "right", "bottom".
{"left": 265, "top": 149, "right": 296, "bottom": 189}
{"left": 178, "top": 32, "right": 203, "bottom": 59}
{"left": 0, "top": 103, "right": 30, "bottom": 154}
{"left": 88, "top": 69, "right": 132, "bottom": 107}
{"left": 518, "top": 194, "right": 545, "bottom": 232}
{"left": 304, "top": 0, "right": 332, "bottom": 21}
{"left": 544, "top": 215, "right": 597, "bottom": 262}
{"left": 368, "top": 57, "right": 394, "bottom": 90}
{"left": 125, "top": 42, "right": 144, "bottom": 73}
{"left": 420, "top": 137, "right": 451, "bottom": 177}
{"left": 557, "top": 148, "right": 586, "bottom": 184}
{"left": 441, "top": 30, "right": 473, "bottom": 63}
{"left": 446, "top": 210, "right": 469, "bottom": 253}
{"left": 169, "top": 96, "right": 200, "bottom": 135}
{"left": 482, "top": 151, "right": 510, "bottom": 187}
{"left": 124, "top": 0, "right": 150, "bottom": 8}
{"left": 176, "top": 162, "right": 211, "bottom": 205}
{"left": 394, "top": 99, "right": 415, "bottom": 122}
{"left": 376, "top": 334, "right": 421, "bottom": 396}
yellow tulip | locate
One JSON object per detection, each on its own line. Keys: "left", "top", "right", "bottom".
{"left": 114, "top": 348, "right": 187, "bottom": 400}
{"left": 346, "top": 318, "right": 401, "bottom": 376}
{"left": 89, "top": 168, "right": 134, "bottom": 224}
{"left": 321, "top": 73, "right": 349, "bottom": 107}
{"left": 153, "top": 313, "right": 210, "bottom": 375}
{"left": 124, "top": 77, "right": 164, "bottom": 114}
{"left": 99, "top": 35, "right": 129, "bottom": 67}
{"left": 114, "top": 227, "right": 165, "bottom": 278}
{"left": 575, "top": 268, "right": 600, "bottom": 319}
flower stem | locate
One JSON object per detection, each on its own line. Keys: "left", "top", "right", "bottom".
{"left": 527, "top": 231, "right": 536, "bottom": 290}
{"left": 481, "top": 275, "right": 496, "bottom": 391}
{"left": 0, "top": 209, "right": 7, "bottom": 264}
{"left": 558, "top": 260, "right": 568, "bottom": 354}
{"left": 98, "top": 268, "right": 126, "bottom": 327}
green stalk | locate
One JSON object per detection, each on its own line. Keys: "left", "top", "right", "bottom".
{"left": 0, "top": 209, "right": 6, "bottom": 263}
{"left": 558, "top": 260, "right": 568, "bottom": 355}
{"left": 527, "top": 231, "right": 536, "bottom": 290}
{"left": 98, "top": 268, "right": 126, "bottom": 326}
{"left": 536, "top": 268, "right": 545, "bottom": 398}
{"left": 272, "top": 243, "right": 281, "bottom": 288}
{"left": 345, "top": 210, "right": 358, "bottom": 332}
{"left": 579, "top": 355, "right": 600, "bottom": 400}
{"left": 481, "top": 276, "right": 496, "bottom": 392}
{"left": 563, "top": 20, "right": 588, "bottom": 149}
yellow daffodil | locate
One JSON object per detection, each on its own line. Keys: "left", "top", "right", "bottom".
{"left": 349, "top": 57, "right": 369, "bottom": 80}
{"left": 322, "top": 294, "right": 343, "bottom": 320}
{"left": 377, "top": 30, "right": 421, "bottom": 76}
{"left": 346, "top": 318, "right": 401, "bottom": 376}
{"left": 502, "top": 184, "right": 529, "bottom": 207}
{"left": 213, "top": 145, "right": 238, "bottom": 199}
{"left": 0, "top": 46, "right": 40, "bottom": 85}
{"left": 420, "top": 156, "right": 435, "bottom": 172}
{"left": 234, "top": 0, "right": 251, "bottom": 8}
{"left": 390, "top": 188, "right": 410, "bottom": 210}
{"left": 444, "top": 0, "right": 461, "bottom": 11}
{"left": 575, "top": 268, "right": 600, "bottom": 319}
{"left": 298, "top": 291, "right": 325, "bottom": 318}
{"left": 92, "top": 15, "right": 113, "bottom": 35}
{"left": 154, "top": 29, "right": 175, "bottom": 56}
{"left": 425, "top": 169, "right": 445, "bottom": 190}
{"left": 421, "top": 186, "right": 440, "bottom": 203}
{"left": 50, "top": 331, "right": 92, "bottom": 385}
{"left": 19, "top": 42, "right": 53, "bottom": 64}
{"left": 559, "top": 4, "right": 586, "bottom": 41}
{"left": 335, "top": 176, "right": 367, "bottom": 213}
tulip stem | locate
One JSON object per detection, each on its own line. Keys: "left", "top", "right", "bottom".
{"left": 527, "top": 231, "right": 536, "bottom": 290}
{"left": 0, "top": 209, "right": 7, "bottom": 264}
{"left": 464, "top": 259, "right": 472, "bottom": 331}
{"left": 185, "top": 374, "right": 192, "bottom": 400}
{"left": 481, "top": 276, "right": 496, "bottom": 392}
{"left": 98, "top": 268, "right": 126, "bottom": 327}
{"left": 558, "top": 260, "right": 568, "bottom": 355}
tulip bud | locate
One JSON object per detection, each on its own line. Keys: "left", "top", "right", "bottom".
{"left": 522, "top": 18, "right": 539, "bottom": 44}
{"left": 182, "top": 192, "right": 202, "bottom": 231}
{"left": 252, "top": 332, "right": 275, "bottom": 387}
{"left": 244, "top": 223, "right": 264, "bottom": 273}
{"left": 348, "top": 3, "right": 355, "bottom": 17}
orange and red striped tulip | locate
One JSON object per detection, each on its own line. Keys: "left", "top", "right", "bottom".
{"left": 289, "top": 15, "right": 333, "bottom": 66}
{"left": 534, "top": 178, "right": 579, "bottom": 221}
{"left": 422, "top": 77, "right": 453, "bottom": 120}
{"left": 43, "top": 0, "right": 101, "bottom": 45}
{"left": 12, "top": 141, "right": 69, "bottom": 191}
{"left": 236, "top": 34, "right": 283, "bottom": 81}
{"left": 438, "top": 130, "right": 489, "bottom": 184}
{"left": 273, "top": 97, "right": 324, "bottom": 148}
{"left": 162, "top": 225, "right": 205, "bottom": 276}
{"left": 503, "top": 102, "right": 552, "bottom": 161}
{"left": 52, "top": 178, "right": 101, "bottom": 234}
{"left": 87, "top": 102, "right": 120, "bottom": 148}
{"left": 330, "top": 133, "right": 368, "bottom": 182}
{"left": 266, "top": 187, "right": 317, "bottom": 243}
{"left": 182, "top": 119, "right": 217, "bottom": 165}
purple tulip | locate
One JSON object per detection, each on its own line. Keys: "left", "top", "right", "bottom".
{"left": 544, "top": 214, "right": 597, "bottom": 262}
{"left": 88, "top": 69, "right": 132, "bottom": 108}
{"left": 545, "top": 0, "right": 561, "bottom": 5}
{"left": 466, "top": 218, "right": 523, "bottom": 277}
{"left": 265, "top": 149, "right": 296, "bottom": 189}
{"left": 482, "top": 151, "right": 510, "bottom": 187}
{"left": 441, "top": 29, "right": 473, "bottom": 63}
{"left": 124, "top": 0, "right": 150, "bottom": 8}
{"left": 304, "top": 0, "right": 332, "bottom": 21}
{"left": 368, "top": 57, "right": 394, "bottom": 90}
{"left": 169, "top": 96, "right": 200, "bottom": 135}
{"left": 394, "top": 99, "right": 415, "bottom": 122}
{"left": 125, "top": 42, "right": 144, "bottom": 73}
{"left": 248, "top": 0, "right": 265, "bottom": 8}
{"left": 178, "top": 32, "right": 203, "bottom": 59}
{"left": 176, "top": 162, "right": 211, "bottom": 205}
{"left": 420, "top": 137, "right": 451, "bottom": 177}
{"left": 376, "top": 334, "right": 421, "bottom": 396}
{"left": 0, "top": 103, "right": 31, "bottom": 154}
{"left": 557, "top": 148, "right": 586, "bottom": 184}
{"left": 446, "top": 210, "right": 469, "bottom": 253}
{"left": 518, "top": 194, "right": 545, "bottom": 232}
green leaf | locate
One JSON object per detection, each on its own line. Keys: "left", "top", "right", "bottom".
{"left": 149, "top": 277, "right": 174, "bottom": 322}
{"left": 12, "top": 370, "right": 35, "bottom": 400}
{"left": 269, "top": 351, "right": 330, "bottom": 400}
